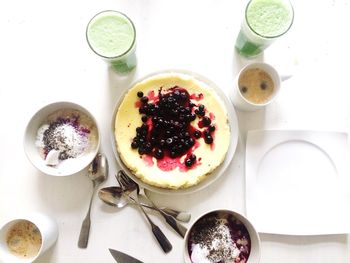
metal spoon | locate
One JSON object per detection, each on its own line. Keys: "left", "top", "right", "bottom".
{"left": 116, "top": 171, "right": 187, "bottom": 238}
{"left": 114, "top": 171, "right": 191, "bottom": 222}
{"left": 78, "top": 153, "right": 108, "bottom": 248}
{"left": 98, "top": 186, "right": 190, "bottom": 222}
{"left": 116, "top": 177, "right": 172, "bottom": 253}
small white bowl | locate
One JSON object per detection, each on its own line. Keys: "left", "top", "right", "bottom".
{"left": 24, "top": 101, "right": 100, "bottom": 176}
{"left": 184, "top": 209, "right": 261, "bottom": 263}
{"left": 0, "top": 212, "right": 58, "bottom": 263}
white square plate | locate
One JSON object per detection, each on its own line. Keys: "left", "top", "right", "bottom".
{"left": 246, "top": 130, "right": 350, "bottom": 235}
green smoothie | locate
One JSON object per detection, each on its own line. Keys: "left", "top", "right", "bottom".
{"left": 235, "top": 0, "right": 293, "bottom": 57}
{"left": 87, "top": 11, "right": 136, "bottom": 73}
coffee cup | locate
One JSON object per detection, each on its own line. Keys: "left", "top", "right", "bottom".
{"left": 231, "top": 62, "right": 281, "bottom": 111}
{"left": 0, "top": 213, "right": 58, "bottom": 263}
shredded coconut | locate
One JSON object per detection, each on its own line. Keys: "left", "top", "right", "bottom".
{"left": 36, "top": 115, "right": 91, "bottom": 166}
{"left": 188, "top": 213, "right": 251, "bottom": 263}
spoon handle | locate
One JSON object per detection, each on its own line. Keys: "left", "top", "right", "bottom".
{"left": 141, "top": 189, "right": 191, "bottom": 223}
{"left": 78, "top": 185, "right": 95, "bottom": 248}
{"left": 142, "top": 197, "right": 187, "bottom": 238}
{"left": 139, "top": 191, "right": 187, "bottom": 237}
{"left": 78, "top": 213, "right": 91, "bottom": 248}
{"left": 150, "top": 223, "right": 173, "bottom": 254}
{"left": 138, "top": 204, "right": 172, "bottom": 253}
{"left": 160, "top": 210, "right": 187, "bottom": 238}
{"left": 160, "top": 208, "right": 191, "bottom": 223}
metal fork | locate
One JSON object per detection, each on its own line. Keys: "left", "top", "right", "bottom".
{"left": 116, "top": 171, "right": 172, "bottom": 253}
{"left": 116, "top": 172, "right": 190, "bottom": 222}
{"left": 117, "top": 170, "right": 188, "bottom": 238}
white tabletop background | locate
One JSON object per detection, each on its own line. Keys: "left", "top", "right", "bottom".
{"left": 1, "top": 0, "right": 350, "bottom": 262}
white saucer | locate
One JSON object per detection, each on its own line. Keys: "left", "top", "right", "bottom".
{"left": 246, "top": 130, "right": 350, "bottom": 235}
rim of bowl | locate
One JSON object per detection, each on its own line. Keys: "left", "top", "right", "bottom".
{"left": 110, "top": 69, "right": 239, "bottom": 195}
{"left": 24, "top": 101, "right": 100, "bottom": 176}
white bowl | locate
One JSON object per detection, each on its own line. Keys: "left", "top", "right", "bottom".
{"left": 0, "top": 212, "right": 58, "bottom": 263}
{"left": 184, "top": 209, "right": 261, "bottom": 263}
{"left": 24, "top": 101, "right": 100, "bottom": 176}
{"left": 111, "top": 70, "right": 239, "bottom": 195}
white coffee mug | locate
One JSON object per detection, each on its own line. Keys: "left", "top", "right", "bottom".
{"left": 0, "top": 213, "right": 58, "bottom": 263}
{"left": 231, "top": 62, "right": 281, "bottom": 111}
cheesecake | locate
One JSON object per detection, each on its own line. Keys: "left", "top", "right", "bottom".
{"left": 114, "top": 72, "right": 230, "bottom": 189}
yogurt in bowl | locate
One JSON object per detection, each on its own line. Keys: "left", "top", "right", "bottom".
{"left": 184, "top": 209, "right": 260, "bottom": 263}
{"left": 24, "top": 102, "right": 100, "bottom": 176}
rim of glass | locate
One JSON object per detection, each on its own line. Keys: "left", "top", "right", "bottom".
{"left": 245, "top": 0, "right": 294, "bottom": 39}
{"left": 86, "top": 10, "right": 136, "bottom": 60}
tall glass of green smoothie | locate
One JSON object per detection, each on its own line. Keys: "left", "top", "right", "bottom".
{"left": 86, "top": 10, "right": 136, "bottom": 74}
{"left": 235, "top": 0, "right": 294, "bottom": 58}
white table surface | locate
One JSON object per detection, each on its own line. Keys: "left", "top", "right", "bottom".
{"left": 1, "top": 0, "right": 350, "bottom": 262}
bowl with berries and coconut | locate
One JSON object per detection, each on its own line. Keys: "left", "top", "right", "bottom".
{"left": 112, "top": 71, "right": 239, "bottom": 194}
{"left": 184, "top": 209, "right": 261, "bottom": 263}
{"left": 24, "top": 101, "right": 100, "bottom": 176}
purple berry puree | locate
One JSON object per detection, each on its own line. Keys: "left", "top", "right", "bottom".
{"left": 188, "top": 212, "right": 251, "bottom": 263}
{"left": 131, "top": 86, "right": 217, "bottom": 171}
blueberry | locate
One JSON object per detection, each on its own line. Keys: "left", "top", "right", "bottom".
{"left": 131, "top": 141, "right": 138, "bottom": 149}
{"left": 150, "top": 136, "right": 157, "bottom": 145}
{"left": 145, "top": 143, "right": 152, "bottom": 153}
{"left": 204, "top": 135, "right": 213, "bottom": 144}
{"left": 209, "top": 125, "right": 216, "bottom": 132}
{"left": 141, "top": 96, "right": 149, "bottom": 103}
{"left": 198, "top": 104, "right": 205, "bottom": 112}
{"left": 141, "top": 115, "right": 148, "bottom": 123}
{"left": 138, "top": 147, "right": 145, "bottom": 155}
{"left": 166, "top": 138, "right": 173, "bottom": 145}
{"left": 158, "top": 118, "right": 164, "bottom": 125}
{"left": 137, "top": 91, "right": 144, "bottom": 98}
{"left": 153, "top": 148, "right": 164, "bottom": 159}
{"left": 195, "top": 109, "right": 205, "bottom": 117}
{"left": 180, "top": 92, "right": 188, "bottom": 100}
{"left": 174, "top": 90, "right": 181, "bottom": 98}
{"left": 203, "top": 130, "right": 210, "bottom": 137}
{"left": 188, "top": 138, "right": 195, "bottom": 146}
{"left": 193, "top": 130, "right": 202, "bottom": 139}
{"left": 159, "top": 139, "right": 166, "bottom": 147}
{"left": 169, "top": 151, "right": 177, "bottom": 158}
{"left": 202, "top": 116, "right": 211, "bottom": 127}
{"left": 190, "top": 113, "right": 196, "bottom": 121}
{"left": 189, "top": 154, "right": 196, "bottom": 162}
{"left": 185, "top": 158, "right": 193, "bottom": 167}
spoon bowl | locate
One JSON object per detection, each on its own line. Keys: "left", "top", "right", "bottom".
{"left": 98, "top": 186, "right": 190, "bottom": 223}
{"left": 89, "top": 153, "right": 109, "bottom": 185}
{"left": 98, "top": 187, "right": 128, "bottom": 208}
